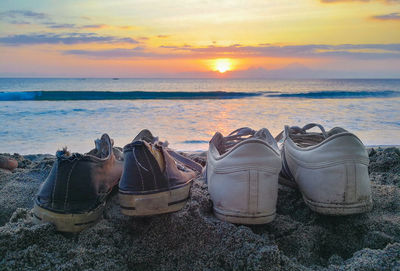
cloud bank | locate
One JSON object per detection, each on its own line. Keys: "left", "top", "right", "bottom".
{"left": 0, "top": 33, "right": 138, "bottom": 45}
{"left": 0, "top": 10, "right": 134, "bottom": 31}
{"left": 0, "top": 10, "right": 49, "bottom": 20}
{"left": 60, "top": 43, "right": 400, "bottom": 59}
{"left": 372, "top": 12, "right": 400, "bottom": 20}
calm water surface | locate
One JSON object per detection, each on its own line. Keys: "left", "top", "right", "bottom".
{"left": 0, "top": 78, "right": 399, "bottom": 154}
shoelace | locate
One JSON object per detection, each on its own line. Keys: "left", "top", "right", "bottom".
{"left": 149, "top": 140, "right": 203, "bottom": 174}
{"left": 275, "top": 123, "right": 328, "bottom": 147}
{"left": 223, "top": 127, "right": 257, "bottom": 150}
{"left": 274, "top": 123, "right": 327, "bottom": 183}
{"left": 220, "top": 127, "right": 279, "bottom": 154}
{"left": 166, "top": 149, "right": 203, "bottom": 174}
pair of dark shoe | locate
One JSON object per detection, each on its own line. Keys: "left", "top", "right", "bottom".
{"left": 33, "top": 131, "right": 202, "bottom": 232}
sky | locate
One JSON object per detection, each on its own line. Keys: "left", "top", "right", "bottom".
{"left": 0, "top": 0, "right": 399, "bottom": 78}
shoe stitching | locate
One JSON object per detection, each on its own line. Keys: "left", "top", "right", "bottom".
{"left": 214, "top": 166, "right": 278, "bottom": 174}
{"left": 163, "top": 152, "right": 171, "bottom": 192}
{"left": 304, "top": 198, "right": 372, "bottom": 208}
{"left": 247, "top": 170, "right": 250, "bottom": 214}
{"left": 285, "top": 150, "right": 369, "bottom": 168}
{"left": 51, "top": 163, "right": 58, "bottom": 209}
{"left": 133, "top": 148, "right": 149, "bottom": 172}
{"left": 132, "top": 148, "right": 145, "bottom": 191}
{"left": 354, "top": 163, "right": 358, "bottom": 200}
{"left": 119, "top": 179, "right": 192, "bottom": 195}
{"left": 303, "top": 194, "right": 372, "bottom": 206}
{"left": 256, "top": 170, "right": 259, "bottom": 213}
{"left": 63, "top": 160, "right": 78, "bottom": 210}
{"left": 143, "top": 146, "right": 158, "bottom": 190}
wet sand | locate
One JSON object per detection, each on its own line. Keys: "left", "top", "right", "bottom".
{"left": 0, "top": 147, "right": 399, "bottom": 270}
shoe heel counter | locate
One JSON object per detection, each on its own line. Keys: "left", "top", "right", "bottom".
{"left": 326, "top": 134, "right": 371, "bottom": 204}
{"left": 297, "top": 161, "right": 371, "bottom": 204}
{"left": 36, "top": 159, "right": 97, "bottom": 212}
{"left": 209, "top": 168, "right": 278, "bottom": 215}
{"left": 119, "top": 142, "right": 167, "bottom": 192}
{"left": 344, "top": 162, "right": 371, "bottom": 203}
{"left": 226, "top": 141, "right": 282, "bottom": 170}
{"left": 326, "top": 133, "right": 369, "bottom": 161}
{"left": 36, "top": 161, "right": 59, "bottom": 204}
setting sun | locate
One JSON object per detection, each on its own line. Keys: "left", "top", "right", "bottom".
{"left": 214, "top": 59, "right": 232, "bottom": 73}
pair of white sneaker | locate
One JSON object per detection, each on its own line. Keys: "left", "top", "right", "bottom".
{"left": 206, "top": 124, "right": 373, "bottom": 225}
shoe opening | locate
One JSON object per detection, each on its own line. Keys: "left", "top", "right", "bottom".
{"left": 143, "top": 141, "right": 166, "bottom": 172}
{"left": 87, "top": 134, "right": 112, "bottom": 159}
{"left": 211, "top": 127, "right": 278, "bottom": 155}
{"left": 288, "top": 124, "right": 348, "bottom": 148}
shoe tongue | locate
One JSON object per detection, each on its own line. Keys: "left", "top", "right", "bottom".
{"left": 254, "top": 129, "right": 279, "bottom": 152}
{"left": 94, "top": 135, "right": 111, "bottom": 158}
{"left": 95, "top": 139, "right": 102, "bottom": 153}
{"left": 133, "top": 129, "right": 157, "bottom": 143}
{"left": 61, "top": 146, "right": 71, "bottom": 156}
{"left": 144, "top": 142, "right": 165, "bottom": 171}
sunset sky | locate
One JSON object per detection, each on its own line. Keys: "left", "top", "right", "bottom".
{"left": 0, "top": 0, "right": 399, "bottom": 78}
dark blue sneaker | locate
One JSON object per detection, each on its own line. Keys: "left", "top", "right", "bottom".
{"left": 119, "top": 130, "right": 202, "bottom": 216}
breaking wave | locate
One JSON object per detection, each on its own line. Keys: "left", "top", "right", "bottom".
{"left": 266, "top": 90, "right": 400, "bottom": 99}
{"left": 1, "top": 90, "right": 399, "bottom": 101}
{"left": 0, "top": 91, "right": 263, "bottom": 101}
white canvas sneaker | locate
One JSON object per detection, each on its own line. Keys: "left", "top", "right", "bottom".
{"left": 277, "top": 123, "right": 373, "bottom": 215}
{"left": 206, "top": 127, "right": 282, "bottom": 224}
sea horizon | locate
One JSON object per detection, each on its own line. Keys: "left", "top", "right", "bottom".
{"left": 2, "top": 77, "right": 400, "bottom": 79}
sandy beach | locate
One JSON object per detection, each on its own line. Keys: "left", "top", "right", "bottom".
{"left": 2, "top": 0, "right": 400, "bottom": 269}
{"left": 0, "top": 147, "right": 399, "bottom": 270}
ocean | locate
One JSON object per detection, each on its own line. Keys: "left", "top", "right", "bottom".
{"left": 0, "top": 78, "right": 399, "bottom": 154}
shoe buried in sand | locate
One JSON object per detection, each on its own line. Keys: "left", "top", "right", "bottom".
{"left": 119, "top": 130, "right": 203, "bottom": 216}
{"left": 33, "top": 134, "right": 124, "bottom": 232}
{"left": 277, "top": 123, "right": 373, "bottom": 215}
{"left": 206, "top": 127, "right": 282, "bottom": 225}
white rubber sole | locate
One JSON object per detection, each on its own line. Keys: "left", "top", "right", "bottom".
{"left": 279, "top": 175, "right": 373, "bottom": 215}
{"left": 32, "top": 203, "right": 105, "bottom": 233}
{"left": 303, "top": 195, "right": 373, "bottom": 215}
{"left": 213, "top": 207, "right": 276, "bottom": 225}
{"left": 119, "top": 181, "right": 191, "bottom": 216}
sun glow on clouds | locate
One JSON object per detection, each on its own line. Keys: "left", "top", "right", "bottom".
{"left": 213, "top": 58, "right": 233, "bottom": 73}
{"left": 0, "top": 0, "right": 400, "bottom": 77}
